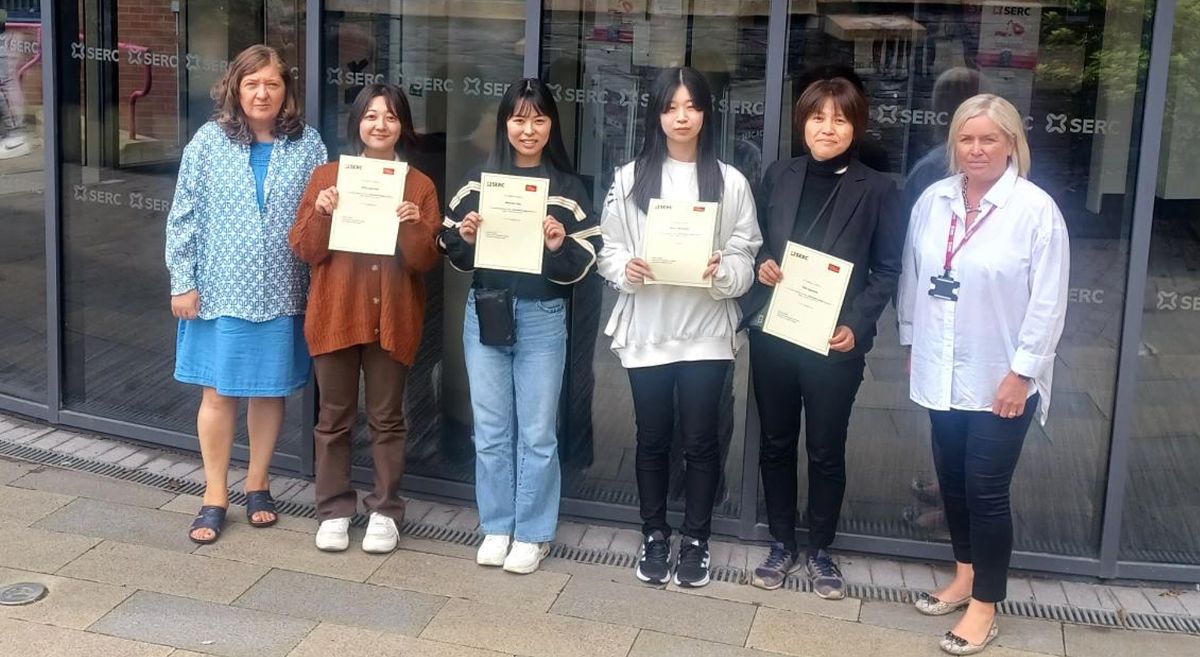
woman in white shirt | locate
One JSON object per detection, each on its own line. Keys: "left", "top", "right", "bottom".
{"left": 598, "top": 66, "right": 761, "bottom": 589}
{"left": 897, "top": 94, "right": 1068, "bottom": 656}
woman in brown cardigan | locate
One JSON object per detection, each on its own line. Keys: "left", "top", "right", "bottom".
{"left": 290, "top": 83, "right": 441, "bottom": 553}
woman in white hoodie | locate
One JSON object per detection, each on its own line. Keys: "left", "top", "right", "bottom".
{"left": 598, "top": 67, "right": 762, "bottom": 589}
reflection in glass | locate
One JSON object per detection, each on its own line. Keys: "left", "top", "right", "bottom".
{"left": 542, "top": 1, "right": 769, "bottom": 518}
{"left": 0, "top": 4, "right": 45, "bottom": 401}
{"left": 320, "top": 1, "right": 527, "bottom": 485}
{"left": 58, "top": 1, "right": 307, "bottom": 456}
{"left": 771, "top": 0, "right": 1147, "bottom": 556}
{"left": 1122, "top": 3, "right": 1200, "bottom": 565}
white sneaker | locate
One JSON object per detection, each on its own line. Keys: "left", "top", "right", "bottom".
{"left": 0, "top": 135, "right": 30, "bottom": 160}
{"left": 476, "top": 534, "right": 511, "bottom": 566}
{"left": 315, "top": 517, "right": 351, "bottom": 552}
{"left": 503, "top": 540, "right": 550, "bottom": 574}
{"left": 362, "top": 512, "right": 399, "bottom": 554}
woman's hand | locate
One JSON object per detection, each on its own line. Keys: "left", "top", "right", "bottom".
{"left": 544, "top": 216, "right": 566, "bottom": 252}
{"left": 315, "top": 186, "right": 339, "bottom": 216}
{"left": 829, "top": 325, "right": 856, "bottom": 352}
{"left": 459, "top": 211, "right": 481, "bottom": 245}
{"left": 171, "top": 290, "right": 200, "bottom": 320}
{"left": 703, "top": 252, "right": 722, "bottom": 279}
{"left": 625, "top": 257, "right": 654, "bottom": 284}
{"left": 397, "top": 201, "right": 420, "bottom": 224}
{"left": 758, "top": 258, "right": 783, "bottom": 286}
{"left": 992, "top": 372, "right": 1030, "bottom": 419}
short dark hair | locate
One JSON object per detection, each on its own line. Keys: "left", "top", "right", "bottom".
{"left": 211, "top": 45, "right": 303, "bottom": 144}
{"left": 344, "top": 83, "right": 418, "bottom": 158}
{"left": 793, "top": 77, "right": 869, "bottom": 146}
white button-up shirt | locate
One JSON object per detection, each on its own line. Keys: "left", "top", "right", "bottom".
{"left": 897, "top": 163, "right": 1069, "bottom": 425}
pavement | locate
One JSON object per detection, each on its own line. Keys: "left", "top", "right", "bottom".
{"left": 1, "top": 412, "right": 1200, "bottom": 656}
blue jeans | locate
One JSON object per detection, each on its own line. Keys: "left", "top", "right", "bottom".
{"left": 463, "top": 290, "right": 567, "bottom": 543}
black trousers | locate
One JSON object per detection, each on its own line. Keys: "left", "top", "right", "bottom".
{"left": 751, "top": 331, "right": 866, "bottom": 554}
{"left": 628, "top": 359, "right": 730, "bottom": 541}
{"left": 928, "top": 394, "right": 1038, "bottom": 603}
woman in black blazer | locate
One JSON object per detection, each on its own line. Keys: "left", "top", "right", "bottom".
{"left": 742, "top": 77, "right": 905, "bottom": 597}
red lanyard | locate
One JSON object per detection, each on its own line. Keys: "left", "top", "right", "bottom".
{"left": 943, "top": 205, "right": 997, "bottom": 274}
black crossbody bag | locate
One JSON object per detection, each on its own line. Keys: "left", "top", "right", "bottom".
{"left": 474, "top": 288, "right": 516, "bottom": 346}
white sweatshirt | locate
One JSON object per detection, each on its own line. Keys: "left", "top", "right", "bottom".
{"left": 598, "top": 158, "right": 762, "bottom": 368}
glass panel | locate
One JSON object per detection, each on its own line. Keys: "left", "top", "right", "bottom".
{"left": 320, "top": 1, "right": 526, "bottom": 484}
{"left": 0, "top": 3, "right": 46, "bottom": 402}
{"left": 1121, "top": 1, "right": 1200, "bottom": 565}
{"left": 58, "top": 1, "right": 307, "bottom": 462}
{"left": 769, "top": 0, "right": 1149, "bottom": 557}
{"left": 541, "top": 0, "right": 770, "bottom": 518}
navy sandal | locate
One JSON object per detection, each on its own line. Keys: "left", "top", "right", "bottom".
{"left": 189, "top": 505, "right": 227, "bottom": 545}
{"left": 245, "top": 490, "right": 278, "bottom": 528}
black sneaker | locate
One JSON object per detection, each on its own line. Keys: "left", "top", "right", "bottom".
{"left": 673, "top": 536, "right": 711, "bottom": 588}
{"left": 751, "top": 542, "right": 799, "bottom": 590}
{"left": 635, "top": 530, "right": 671, "bottom": 584}
{"left": 805, "top": 549, "right": 846, "bottom": 599}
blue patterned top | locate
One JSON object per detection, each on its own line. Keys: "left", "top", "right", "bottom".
{"left": 165, "top": 122, "right": 328, "bottom": 321}
{"left": 250, "top": 141, "right": 273, "bottom": 211}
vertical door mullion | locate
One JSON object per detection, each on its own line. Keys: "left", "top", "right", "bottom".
{"left": 42, "top": 0, "right": 61, "bottom": 424}
{"left": 523, "top": 0, "right": 542, "bottom": 78}
{"left": 297, "top": 0, "right": 323, "bottom": 477}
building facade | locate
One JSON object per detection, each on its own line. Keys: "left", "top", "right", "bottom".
{"left": 1, "top": 0, "right": 1197, "bottom": 582}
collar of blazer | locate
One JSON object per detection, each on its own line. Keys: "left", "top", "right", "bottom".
{"left": 771, "top": 154, "right": 869, "bottom": 255}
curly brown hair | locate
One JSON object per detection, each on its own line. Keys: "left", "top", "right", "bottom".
{"left": 210, "top": 45, "right": 304, "bottom": 144}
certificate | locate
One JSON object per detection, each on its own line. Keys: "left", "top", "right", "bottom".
{"left": 642, "top": 199, "right": 718, "bottom": 288}
{"left": 328, "top": 155, "right": 407, "bottom": 256}
{"left": 474, "top": 172, "right": 549, "bottom": 275}
{"left": 762, "top": 241, "right": 854, "bottom": 356}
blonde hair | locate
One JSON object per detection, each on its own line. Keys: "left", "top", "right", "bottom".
{"left": 946, "top": 94, "right": 1030, "bottom": 177}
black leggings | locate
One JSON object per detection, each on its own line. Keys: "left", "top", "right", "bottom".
{"left": 928, "top": 394, "right": 1038, "bottom": 603}
{"left": 628, "top": 359, "right": 730, "bottom": 541}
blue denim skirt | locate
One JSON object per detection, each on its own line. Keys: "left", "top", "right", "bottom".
{"left": 174, "top": 315, "right": 310, "bottom": 397}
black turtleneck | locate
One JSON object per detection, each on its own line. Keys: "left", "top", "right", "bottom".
{"left": 791, "top": 150, "right": 853, "bottom": 247}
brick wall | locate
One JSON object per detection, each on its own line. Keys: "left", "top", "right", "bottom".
{"left": 116, "top": 0, "right": 179, "bottom": 144}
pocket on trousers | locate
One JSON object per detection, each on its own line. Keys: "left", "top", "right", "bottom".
{"left": 535, "top": 298, "right": 566, "bottom": 314}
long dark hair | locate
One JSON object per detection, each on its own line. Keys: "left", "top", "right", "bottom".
{"left": 487, "top": 78, "right": 576, "bottom": 181}
{"left": 344, "top": 83, "right": 418, "bottom": 158}
{"left": 211, "top": 45, "right": 304, "bottom": 144}
{"left": 630, "top": 67, "right": 724, "bottom": 213}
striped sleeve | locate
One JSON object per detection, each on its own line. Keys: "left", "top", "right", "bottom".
{"left": 438, "top": 176, "right": 481, "bottom": 273}
{"left": 543, "top": 175, "right": 601, "bottom": 286}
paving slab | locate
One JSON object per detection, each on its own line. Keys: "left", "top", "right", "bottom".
{"left": 609, "top": 528, "right": 643, "bottom": 554}
{"left": 629, "top": 629, "right": 783, "bottom": 657}
{"left": 58, "top": 540, "right": 269, "bottom": 604}
{"left": 11, "top": 468, "right": 175, "bottom": 509}
{"left": 159, "top": 494, "right": 314, "bottom": 534}
{"left": 0, "top": 524, "right": 102, "bottom": 573}
{"left": 868, "top": 556, "right": 906, "bottom": 588}
{"left": 396, "top": 534, "right": 479, "bottom": 561}
{"left": 194, "top": 524, "right": 385, "bottom": 582}
{"left": 838, "top": 554, "right": 872, "bottom": 585}
{"left": 0, "top": 483, "right": 76, "bottom": 525}
{"left": 899, "top": 561, "right": 938, "bottom": 590}
{"left": 446, "top": 507, "right": 479, "bottom": 531}
{"left": 29, "top": 430, "right": 78, "bottom": 451}
{"left": 555, "top": 521, "right": 588, "bottom": 547}
{"left": 233, "top": 569, "right": 445, "bottom": 635}
{"left": 34, "top": 497, "right": 199, "bottom": 553}
{"left": 747, "top": 606, "right": 1045, "bottom": 657}
{"left": 0, "top": 457, "right": 36, "bottom": 484}
{"left": 287, "top": 622, "right": 512, "bottom": 657}
{"left": 0, "top": 566, "right": 133, "bottom": 629}
{"left": 369, "top": 550, "right": 568, "bottom": 611}
{"left": 1106, "top": 586, "right": 1157, "bottom": 615}
{"left": 859, "top": 600, "right": 1066, "bottom": 656}
{"left": 420, "top": 598, "right": 638, "bottom": 657}
{"left": 578, "top": 525, "right": 617, "bottom": 551}
{"left": 0, "top": 616, "right": 172, "bottom": 657}
{"left": 94, "top": 445, "right": 137, "bottom": 464}
{"left": 550, "top": 577, "right": 756, "bottom": 645}
{"left": 89, "top": 590, "right": 316, "bottom": 657}
{"left": 1146, "top": 588, "right": 1191, "bottom": 615}
{"left": 0, "top": 425, "right": 54, "bottom": 445}
{"left": 1063, "top": 624, "right": 1200, "bottom": 657}
{"left": 1030, "top": 578, "right": 1070, "bottom": 607}
{"left": 666, "top": 579, "right": 862, "bottom": 621}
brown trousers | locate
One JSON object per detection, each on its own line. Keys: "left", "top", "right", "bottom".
{"left": 313, "top": 342, "right": 408, "bottom": 521}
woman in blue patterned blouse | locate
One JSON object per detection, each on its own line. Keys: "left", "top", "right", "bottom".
{"left": 164, "top": 45, "right": 327, "bottom": 544}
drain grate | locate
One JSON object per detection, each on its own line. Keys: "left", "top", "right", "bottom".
{"left": 2, "top": 437, "right": 1198, "bottom": 635}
